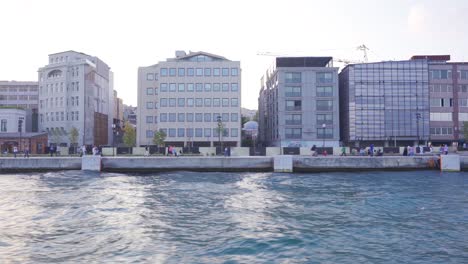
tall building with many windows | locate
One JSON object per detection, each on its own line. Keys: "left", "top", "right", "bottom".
{"left": 137, "top": 51, "right": 241, "bottom": 147}
{"left": 339, "top": 59, "right": 430, "bottom": 146}
{"left": 258, "top": 57, "right": 340, "bottom": 147}
{"left": 38, "top": 51, "right": 114, "bottom": 147}
{"left": 422, "top": 55, "right": 468, "bottom": 144}
{"left": 0, "top": 81, "right": 39, "bottom": 132}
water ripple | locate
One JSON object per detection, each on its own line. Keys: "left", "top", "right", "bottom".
{"left": 0, "top": 170, "right": 467, "bottom": 263}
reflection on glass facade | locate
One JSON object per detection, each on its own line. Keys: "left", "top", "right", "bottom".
{"left": 339, "top": 60, "right": 430, "bottom": 144}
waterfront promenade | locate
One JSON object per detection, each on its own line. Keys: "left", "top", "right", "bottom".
{"left": 0, "top": 155, "right": 465, "bottom": 173}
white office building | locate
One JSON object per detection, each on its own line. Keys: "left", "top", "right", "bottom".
{"left": 38, "top": 51, "right": 114, "bottom": 146}
{"left": 137, "top": 51, "right": 241, "bottom": 148}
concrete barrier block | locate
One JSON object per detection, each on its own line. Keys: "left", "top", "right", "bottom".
{"left": 58, "top": 146, "right": 69, "bottom": 156}
{"left": 101, "top": 147, "right": 115, "bottom": 156}
{"left": 274, "top": 155, "right": 293, "bottom": 172}
{"left": 199, "top": 147, "right": 216, "bottom": 156}
{"left": 132, "top": 147, "right": 145, "bottom": 156}
{"left": 81, "top": 156, "right": 101, "bottom": 171}
{"left": 441, "top": 155, "right": 460, "bottom": 172}
{"left": 231, "top": 147, "right": 249, "bottom": 156}
{"left": 333, "top": 147, "right": 350, "bottom": 156}
{"left": 266, "top": 147, "right": 281, "bottom": 156}
{"left": 300, "top": 147, "right": 311, "bottom": 155}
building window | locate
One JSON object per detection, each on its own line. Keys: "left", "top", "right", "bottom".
{"left": 195, "top": 98, "right": 203, "bottom": 107}
{"left": 316, "top": 100, "right": 333, "bottom": 111}
{"left": 222, "top": 68, "right": 229, "bottom": 76}
{"left": 187, "top": 113, "right": 194, "bottom": 122}
{"left": 213, "top": 68, "right": 220, "bottom": 76}
{"left": 169, "top": 98, "right": 176, "bottom": 107}
{"left": 146, "top": 87, "right": 154, "bottom": 95}
{"left": 286, "top": 100, "right": 301, "bottom": 111}
{"left": 168, "top": 128, "right": 176, "bottom": 137}
{"left": 195, "top": 128, "right": 203, "bottom": 137}
{"left": 196, "top": 83, "right": 203, "bottom": 92}
{"left": 169, "top": 113, "right": 176, "bottom": 122}
{"left": 285, "top": 114, "right": 302, "bottom": 125}
{"left": 178, "top": 83, "right": 185, "bottom": 92}
{"left": 317, "top": 128, "right": 333, "bottom": 139}
{"left": 430, "top": 112, "right": 453, "bottom": 121}
{"left": 195, "top": 113, "right": 203, "bottom": 122}
{"left": 75, "top": 111, "right": 79, "bottom": 121}
{"left": 146, "top": 130, "right": 154, "bottom": 138}
{"left": 177, "top": 98, "right": 185, "bottom": 107}
{"left": 187, "top": 83, "right": 194, "bottom": 92}
{"left": 231, "top": 68, "right": 238, "bottom": 76}
{"left": 146, "top": 73, "right": 154, "bottom": 81}
{"left": 188, "top": 68, "right": 194, "bottom": 76}
{"left": 222, "top": 83, "right": 229, "bottom": 92}
{"left": 196, "top": 68, "right": 203, "bottom": 76}
{"left": 231, "top": 83, "right": 238, "bottom": 92}
{"left": 169, "top": 68, "right": 176, "bottom": 76}
{"left": 187, "top": 98, "right": 194, "bottom": 107}
{"left": 160, "top": 83, "right": 168, "bottom": 92}
{"left": 213, "top": 113, "right": 220, "bottom": 122}
{"left": 231, "top": 128, "right": 238, "bottom": 137}
{"left": 204, "top": 83, "right": 211, "bottom": 92}
{"left": 317, "top": 72, "right": 333, "bottom": 83}
{"left": 204, "top": 113, "right": 211, "bottom": 122}
{"left": 187, "top": 128, "right": 194, "bottom": 137}
{"left": 430, "top": 70, "right": 452, "bottom": 80}
{"left": 430, "top": 127, "right": 453, "bottom": 135}
{"left": 460, "top": 70, "right": 468, "bottom": 80}
{"left": 231, "top": 98, "right": 238, "bottom": 107}
{"left": 317, "top": 114, "right": 333, "bottom": 125}
{"left": 285, "top": 128, "right": 302, "bottom": 139}
{"left": 231, "top": 113, "right": 238, "bottom": 122}
{"left": 285, "top": 72, "right": 301, "bottom": 83}
{"left": 160, "top": 68, "right": 167, "bottom": 77}
{"left": 317, "top": 86, "right": 333, "bottom": 97}
{"left": 213, "top": 98, "right": 221, "bottom": 107}
{"left": 285, "top": 86, "right": 301, "bottom": 97}
{"left": 169, "top": 83, "right": 176, "bottom": 92}
{"left": 222, "top": 98, "right": 229, "bottom": 107}
{"left": 178, "top": 128, "right": 185, "bottom": 137}
{"left": 160, "top": 98, "right": 167, "bottom": 107}
{"left": 222, "top": 113, "right": 229, "bottom": 122}
{"left": 146, "top": 116, "right": 153, "bottom": 123}
{"left": 1, "top": 119, "right": 6, "bottom": 132}
{"left": 146, "top": 102, "right": 154, "bottom": 109}
{"left": 204, "top": 68, "right": 211, "bottom": 76}
{"left": 204, "top": 128, "right": 211, "bottom": 137}
{"left": 204, "top": 98, "right": 211, "bottom": 107}
{"left": 178, "top": 113, "right": 185, "bottom": 122}
{"left": 178, "top": 68, "right": 185, "bottom": 76}
{"left": 160, "top": 113, "right": 167, "bottom": 122}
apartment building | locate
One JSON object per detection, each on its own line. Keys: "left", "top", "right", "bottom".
{"left": 0, "top": 81, "right": 39, "bottom": 132}
{"left": 339, "top": 59, "right": 430, "bottom": 146}
{"left": 258, "top": 57, "right": 340, "bottom": 147}
{"left": 137, "top": 51, "right": 241, "bottom": 147}
{"left": 421, "top": 55, "right": 468, "bottom": 144}
{"left": 38, "top": 51, "right": 114, "bottom": 146}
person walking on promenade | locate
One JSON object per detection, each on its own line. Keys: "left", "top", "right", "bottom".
{"left": 168, "top": 145, "right": 173, "bottom": 156}
{"left": 24, "top": 147, "right": 30, "bottom": 158}
{"left": 81, "top": 145, "right": 87, "bottom": 156}
{"left": 340, "top": 146, "right": 346, "bottom": 156}
{"left": 13, "top": 146, "right": 18, "bottom": 158}
{"left": 403, "top": 146, "right": 408, "bottom": 156}
{"left": 370, "top": 144, "right": 374, "bottom": 157}
{"left": 443, "top": 144, "right": 449, "bottom": 155}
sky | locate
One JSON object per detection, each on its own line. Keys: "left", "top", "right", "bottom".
{"left": 0, "top": 0, "right": 467, "bottom": 110}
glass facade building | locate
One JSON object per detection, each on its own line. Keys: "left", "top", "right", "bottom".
{"left": 339, "top": 60, "right": 430, "bottom": 146}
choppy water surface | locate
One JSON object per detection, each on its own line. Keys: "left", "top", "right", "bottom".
{"left": 0, "top": 171, "right": 467, "bottom": 263}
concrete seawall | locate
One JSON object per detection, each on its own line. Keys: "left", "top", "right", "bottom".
{"left": 1, "top": 156, "right": 467, "bottom": 173}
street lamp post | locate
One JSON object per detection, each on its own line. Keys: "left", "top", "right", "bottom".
{"left": 112, "top": 124, "right": 116, "bottom": 156}
{"left": 322, "top": 123, "right": 326, "bottom": 148}
{"left": 217, "top": 115, "right": 223, "bottom": 154}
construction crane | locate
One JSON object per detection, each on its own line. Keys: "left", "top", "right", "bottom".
{"left": 256, "top": 51, "right": 362, "bottom": 65}
{"left": 356, "top": 44, "right": 369, "bottom": 62}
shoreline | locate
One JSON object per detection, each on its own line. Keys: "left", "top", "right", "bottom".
{"left": 0, "top": 155, "right": 464, "bottom": 173}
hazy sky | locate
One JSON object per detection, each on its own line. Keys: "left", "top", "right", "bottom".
{"left": 1, "top": 0, "right": 467, "bottom": 109}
